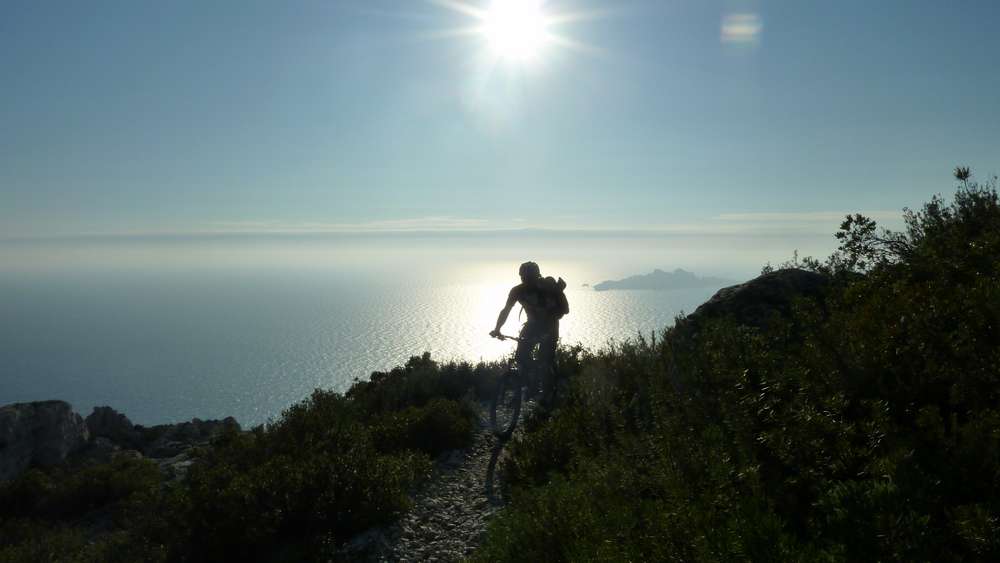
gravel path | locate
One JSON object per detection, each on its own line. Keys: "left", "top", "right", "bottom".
{"left": 339, "top": 401, "right": 530, "bottom": 562}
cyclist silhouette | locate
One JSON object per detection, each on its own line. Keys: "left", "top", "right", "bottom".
{"left": 490, "top": 261, "right": 568, "bottom": 409}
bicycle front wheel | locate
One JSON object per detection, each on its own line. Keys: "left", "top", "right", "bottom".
{"left": 490, "top": 370, "right": 523, "bottom": 440}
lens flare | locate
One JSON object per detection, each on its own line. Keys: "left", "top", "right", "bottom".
{"left": 721, "top": 13, "right": 762, "bottom": 45}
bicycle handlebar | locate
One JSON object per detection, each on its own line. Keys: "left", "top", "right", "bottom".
{"left": 491, "top": 332, "right": 523, "bottom": 342}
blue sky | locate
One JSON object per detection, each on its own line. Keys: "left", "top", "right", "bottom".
{"left": 2, "top": 0, "right": 998, "bottom": 238}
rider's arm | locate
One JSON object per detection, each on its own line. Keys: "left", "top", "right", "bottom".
{"left": 491, "top": 289, "right": 518, "bottom": 336}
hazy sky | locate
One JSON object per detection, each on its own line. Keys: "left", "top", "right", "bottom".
{"left": 3, "top": 0, "right": 998, "bottom": 238}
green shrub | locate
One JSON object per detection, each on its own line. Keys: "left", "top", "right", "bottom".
{"left": 0, "top": 457, "right": 163, "bottom": 562}
{"left": 0, "top": 354, "right": 496, "bottom": 561}
{"left": 372, "top": 398, "right": 478, "bottom": 457}
{"left": 479, "top": 177, "right": 1000, "bottom": 561}
{"left": 0, "top": 456, "right": 160, "bottom": 522}
{"left": 10, "top": 174, "right": 997, "bottom": 561}
{"left": 171, "top": 430, "right": 427, "bottom": 560}
{"left": 139, "top": 359, "right": 489, "bottom": 560}
{"left": 347, "top": 352, "right": 499, "bottom": 412}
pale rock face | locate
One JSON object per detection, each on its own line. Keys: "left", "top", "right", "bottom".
{"left": 0, "top": 400, "right": 243, "bottom": 482}
{"left": 0, "top": 400, "right": 90, "bottom": 481}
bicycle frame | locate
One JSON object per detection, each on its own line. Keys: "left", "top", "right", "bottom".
{"left": 489, "top": 333, "right": 529, "bottom": 439}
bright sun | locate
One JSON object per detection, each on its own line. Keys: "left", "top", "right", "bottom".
{"left": 433, "top": 0, "right": 596, "bottom": 70}
{"left": 481, "top": 0, "right": 549, "bottom": 62}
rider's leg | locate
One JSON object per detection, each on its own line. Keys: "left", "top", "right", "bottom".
{"left": 515, "top": 335, "right": 533, "bottom": 379}
{"left": 538, "top": 329, "right": 558, "bottom": 409}
{"left": 517, "top": 322, "right": 541, "bottom": 397}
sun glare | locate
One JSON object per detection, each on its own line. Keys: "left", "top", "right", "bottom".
{"left": 432, "top": 0, "right": 601, "bottom": 74}
{"left": 482, "top": 0, "right": 548, "bottom": 62}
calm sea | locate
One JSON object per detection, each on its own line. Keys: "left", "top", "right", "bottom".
{"left": 0, "top": 234, "right": 805, "bottom": 426}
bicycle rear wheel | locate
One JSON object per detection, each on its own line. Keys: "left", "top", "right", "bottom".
{"left": 490, "top": 370, "right": 523, "bottom": 440}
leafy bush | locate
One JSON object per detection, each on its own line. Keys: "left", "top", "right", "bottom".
{"left": 372, "top": 398, "right": 478, "bottom": 457}
{"left": 478, "top": 175, "right": 1000, "bottom": 561}
{"left": 0, "top": 456, "right": 161, "bottom": 523}
{"left": 167, "top": 421, "right": 427, "bottom": 560}
{"left": 8, "top": 171, "right": 997, "bottom": 561}
{"left": 147, "top": 368, "right": 487, "bottom": 561}
{"left": 348, "top": 352, "right": 499, "bottom": 412}
{"left": 0, "top": 456, "right": 165, "bottom": 562}
{"left": 1, "top": 353, "right": 495, "bottom": 561}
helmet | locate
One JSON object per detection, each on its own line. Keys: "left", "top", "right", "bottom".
{"left": 518, "top": 261, "right": 541, "bottom": 279}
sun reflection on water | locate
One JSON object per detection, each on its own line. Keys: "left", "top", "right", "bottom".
{"left": 423, "top": 262, "right": 721, "bottom": 365}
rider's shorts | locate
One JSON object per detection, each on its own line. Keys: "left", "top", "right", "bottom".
{"left": 516, "top": 319, "right": 559, "bottom": 365}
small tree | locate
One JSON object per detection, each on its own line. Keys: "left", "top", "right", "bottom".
{"left": 820, "top": 166, "right": 998, "bottom": 275}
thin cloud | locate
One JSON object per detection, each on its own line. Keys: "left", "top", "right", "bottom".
{"left": 206, "top": 217, "right": 502, "bottom": 234}
{"left": 1, "top": 211, "right": 911, "bottom": 242}
{"left": 714, "top": 211, "right": 902, "bottom": 222}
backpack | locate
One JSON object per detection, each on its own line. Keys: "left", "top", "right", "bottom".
{"left": 536, "top": 276, "right": 570, "bottom": 320}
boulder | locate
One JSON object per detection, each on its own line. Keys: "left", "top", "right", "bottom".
{"left": 684, "top": 268, "right": 830, "bottom": 330}
{"left": 145, "top": 439, "right": 189, "bottom": 459}
{"left": 156, "top": 450, "right": 198, "bottom": 482}
{"left": 137, "top": 416, "right": 241, "bottom": 458}
{"left": 86, "top": 406, "right": 141, "bottom": 449}
{"left": 0, "top": 400, "right": 90, "bottom": 481}
{"left": 72, "top": 436, "right": 123, "bottom": 466}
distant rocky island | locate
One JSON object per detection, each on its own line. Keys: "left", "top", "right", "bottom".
{"left": 593, "top": 268, "right": 732, "bottom": 291}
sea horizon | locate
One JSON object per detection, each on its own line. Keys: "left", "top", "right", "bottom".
{"left": 0, "top": 233, "right": 823, "bottom": 426}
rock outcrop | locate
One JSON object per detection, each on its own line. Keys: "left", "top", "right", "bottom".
{"left": 0, "top": 402, "right": 243, "bottom": 481}
{"left": 86, "top": 405, "right": 142, "bottom": 449}
{"left": 684, "top": 268, "right": 829, "bottom": 329}
{"left": 136, "top": 416, "right": 241, "bottom": 458}
{"left": 0, "top": 400, "right": 90, "bottom": 481}
{"left": 86, "top": 405, "right": 241, "bottom": 458}
{"left": 83, "top": 405, "right": 240, "bottom": 458}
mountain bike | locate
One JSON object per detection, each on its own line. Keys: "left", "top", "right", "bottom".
{"left": 490, "top": 333, "right": 528, "bottom": 440}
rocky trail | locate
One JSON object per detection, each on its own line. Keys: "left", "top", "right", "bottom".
{"left": 340, "top": 401, "right": 532, "bottom": 562}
